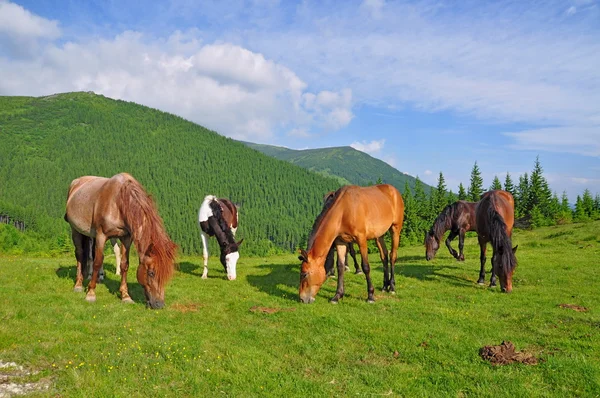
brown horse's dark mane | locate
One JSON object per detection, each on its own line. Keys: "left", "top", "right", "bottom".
{"left": 486, "top": 194, "right": 517, "bottom": 276}
{"left": 430, "top": 203, "right": 455, "bottom": 240}
{"left": 117, "top": 178, "right": 177, "bottom": 288}
{"left": 307, "top": 187, "right": 346, "bottom": 251}
{"left": 209, "top": 200, "right": 238, "bottom": 250}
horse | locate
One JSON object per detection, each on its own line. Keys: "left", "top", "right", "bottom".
{"left": 64, "top": 173, "right": 177, "bottom": 309}
{"left": 198, "top": 195, "right": 243, "bottom": 280}
{"left": 299, "top": 184, "right": 405, "bottom": 304}
{"left": 475, "top": 190, "right": 517, "bottom": 292}
{"left": 424, "top": 200, "right": 478, "bottom": 261}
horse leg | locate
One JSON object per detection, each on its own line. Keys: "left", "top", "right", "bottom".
{"left": 71, "top": 230, "right": 86, "bottom": 292}
{"left": 358, "top": 238, "right": 375, "bottom": 303}
{"left": 457, "top": 228, "right": 466, "bottom": 261}
{"left": 477, "top": 237, "right": 487, "bottom": 285}
{"left": 389, "top": 224, "right": 401, "bottom": 294}
{"left": 445, "top": 230, "right": 459, "bottom": 260}
{"left": 86, "top": 234, "right": 107, "bottom": 303}
{"left": 325, "top": 245, "right": 335, "bottom": 277}
{"left": 112, "top": 238, "right": 122, "bottom": 276}
{"left": 376, "top": 236, "right": 390, "bottom": 292}
{"left": 118, "top": 236, "right": 134, "bottom": 304}
{"left": 85, "top": 238, "right": 93, "bottom": 280}
{"left": 349, "top": 244, "right": 362, "bottom": 274}
{"left": 489, "top": 252, "right": 497, "bottom": 287}
{"left": 200, "top": 232, "right": 209, "bottom": 279}
{"left": 343, "top": 247, "right": 350, "bottom": 272}
{"left": 331, "top": 244, "right": 348, "bottom": 303}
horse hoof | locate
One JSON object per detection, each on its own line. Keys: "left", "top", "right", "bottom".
{"left": 390, "top": 291, "right": 396, "bottom": 295}
{"left": 73, "top": 286, "right": 83, "bottom": 293}
{"left": 355, "top": 271, "right": 363, "bottom": 275}
{"left": 368, "top": 299, "right": 375, "bottom": 304}
{"left": 330, "top": 299, "right": 338, "bottom": 304}
{"left": 122, "top": 297, "right": 135, "bottom": 304}
{"left": 85, "top": 294, "right": 96, "bottom": 303}
{"left": 201, "top": 275, "right": 208, "bottom": 280}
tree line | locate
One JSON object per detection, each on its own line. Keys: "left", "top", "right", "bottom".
{"left": 400, "top": 156, "right": 600, "bottom": 245}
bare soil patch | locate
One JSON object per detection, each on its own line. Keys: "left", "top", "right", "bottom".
{"left": 479, "top": 341, "right": 539, "bottom": 366}
{"left": 249, "top": 306, "right": 296, "bottom": 314}
{"left": 558, "top": 303, "right": 588, "bottom": 312}
{"left": 170, "top": 302, "right": 203, "bottom": 313}
{"left": 0, "top": 360, "right": 50, "bottom": 397}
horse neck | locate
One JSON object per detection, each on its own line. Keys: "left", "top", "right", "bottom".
{"left": 433, "top": 207, "right": 453, "bottom": 239}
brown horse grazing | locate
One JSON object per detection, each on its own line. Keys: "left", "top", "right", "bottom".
{"left": 322, "top": 191, "right": 361, "bottom": 276}
{"left": 424, "top": 200, "right": 477, "bottom": 261}
{"left": 65, "top": 173, "right": 177, "bottom": 309}
{"left": 475, "top": 190, "right": 517, "bottom": 292}
{"left": 298, "top": 184, "right": 404, "bottom": 304}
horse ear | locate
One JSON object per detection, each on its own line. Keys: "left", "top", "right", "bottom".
{"left": 298, "top": 248, "right": 308, "bottom": 262}
{"left": 512, "top": 245, "right": 518, "bottom": 254}
{"left": 146, "top": 243, "right": 154, "bottom": 255}
{"left": 236, "top": 238, "right": 244, "bottom": 246}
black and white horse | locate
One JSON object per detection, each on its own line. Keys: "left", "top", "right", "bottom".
{"left": 198, "top": 195, "right": 243, "bottom": 280}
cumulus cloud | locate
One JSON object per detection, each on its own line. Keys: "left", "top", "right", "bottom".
{"left": 505, "top": 126, "right": 600, "bottom": 157}
{"left": 351, "top": 139, "right": 385, "bottom": 155}
{"left": 0, "top": 2, "right": 353, "bottom": 142}
{"left": 424, "top": 170, "right": 433, "bottom": 176}
{"left": 0, "top": 0, "right": 60, "bottom": 58}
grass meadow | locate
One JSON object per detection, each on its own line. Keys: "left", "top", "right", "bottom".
{"left": 0, "top": 221, "right": 599, "bottom": 397}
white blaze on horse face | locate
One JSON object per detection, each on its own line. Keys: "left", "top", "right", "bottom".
{"left": 225, "top": 251, "right": 239, "bottom": 280}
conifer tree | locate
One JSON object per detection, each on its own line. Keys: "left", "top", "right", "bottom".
{"left": 433, "top": 172, "right": 447, "bottom": 214}
{"left": 490, "top": 175, "right": 502, "bottom": 191}
{"left": 467, "top": 161, "right": 484, "bottom": 202}
{"left": 516, "top": 173, "right": 529, "bottom": 218}
{"left": 457, "top": 183, "right": 467, "bottom": 201}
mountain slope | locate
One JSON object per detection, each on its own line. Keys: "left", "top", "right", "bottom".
{"left": 243, "top": 142, "right": 430, "bottom": 192}
{"left": 0, "top": 92, "right": 341, "bottom": 255}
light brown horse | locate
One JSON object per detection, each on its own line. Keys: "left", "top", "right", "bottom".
{"left": 299, "top": 184, "right": 405, "bottom": 303}
{"left": 475, "top": 190, "right": 517, "bottom": 292}
{"left": 65, "top": 173, "right": 177, "bottom": 309}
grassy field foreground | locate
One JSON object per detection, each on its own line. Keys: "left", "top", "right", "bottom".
{"left": 0, "top": 222, "right": 599, "bottom": 397}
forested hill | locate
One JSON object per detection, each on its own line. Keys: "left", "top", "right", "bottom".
{"left": 0, "top": 92, "right": 341, "bottom": 255}
{"left": 242, "top": 142, "right": 430, "bottom": 192}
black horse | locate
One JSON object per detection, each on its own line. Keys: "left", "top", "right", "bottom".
{"left": 424, "top": 200, "right": 477, "bottom": 261}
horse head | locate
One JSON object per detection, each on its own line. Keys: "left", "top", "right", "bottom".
{"left": 424, "top": 229, "right": 439, "bottom": 261}
{"left": 492, "top": 245, "right": 518, "bottom": 293}
{"left": 219, "top": 239, "right": 244, "bottom": 280}
{"left": 298, "top": 248, "right": 327, "bottom": 304}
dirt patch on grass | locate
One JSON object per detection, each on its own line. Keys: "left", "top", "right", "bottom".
{"left": 249, "top": 306, "right": 296, "bottom": 314}
{"left": 0, "top": 360, "right": 51, "bottom": 397}
{"left": 559, "top": 304, "right": 588, "bottom": 312}
{"left": 170, "top": 303, "right": 203, "bottom": 313}
{"left": 479, "top": 341, "right": 539, "bottom": 366}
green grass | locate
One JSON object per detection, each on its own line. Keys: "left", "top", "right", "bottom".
{"left": 1, "top": 222, "right": 599, "bottom": 397}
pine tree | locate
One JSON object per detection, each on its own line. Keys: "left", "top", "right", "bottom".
{"left": 401, "top": 181, "right": 420, "bottom": 244}
{"left": 573, "top": 195, "right": 587, "bottom": 222}
{"left": 490, "top": 175, "right": 502, "bottom": 191}
{"left": 458, "top": 183, "right": 467, "bottom": 201}
{"left": 447, "top": 190, "right": 458, "bottom": 205}
{"left": 467, "top": 161, "right": 484, "bottom": 202}
{"left": 516, "top": 173, "right": 529, "bottom": 218}
{"left": 504, "top": 172, "right": 515, "bottom": 195}
{"left": 557, "top": 191, "right": 572, "bottom": 224}
{"left": 433, "top": 172, "right": 447, "bottom": 214}
{"left": 527, "top": 156, "right": 551, "bottom": 221}
{"left": 581, "top": 189, "right": 595, "bottom": 218}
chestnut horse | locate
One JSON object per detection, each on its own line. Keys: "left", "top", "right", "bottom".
{"left": 424, "top": 200, "right": 477, "bottom": 261}
{"left": 299, "top": 184, "right": 404, "bottom": 304}
{"left": 322, "top": 191, "right": 361, "bottom": 276}
{"left": 65, "top": 173, "right": 177, "bottom": 309}
{"left": 475, "top": 190, "right": 517, "bottom": 292}
{"left": 198, "top": 195, "right": 243, "bottom": 280}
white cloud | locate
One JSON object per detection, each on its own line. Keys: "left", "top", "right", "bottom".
{"left": 424, "top": 170, "right": 433, "bottom": 176}
{"left": 361, "top": 0, "right": 385, "bottom": 18}
{"left": 287, "top": 128, "right": 312, "bottom": 138}
{"left": 351, "top": 139, "right": 385, "bottom": 154}
{"left": 0, "top": 0, "right": 60, "bottom": 58}
{"left": 0, "top": 10, "right": 353, "bottom": 142}
{"left": 566, "top": 6, "right": 577, "bottom": 15}
{"left": 505, "top": 126, "right": 600, "bottom": 157}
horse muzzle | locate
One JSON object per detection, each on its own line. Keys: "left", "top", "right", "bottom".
{"left": 147, "top": 299, "right": 165, "bottom": 309}
{"left": 299, "top": 294, "right": 315, "bottom": 304}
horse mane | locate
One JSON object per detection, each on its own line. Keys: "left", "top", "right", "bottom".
{"left": 209, "top": 200, "right": 237, "bottom": 249}
{"left": 117, "top": 178, "right": 177, "bottom": 288}
{"left": 431, "top": 203, "right": 455, "bottom": 240}
{"left": 308, "top": 187, "right": 345, "bottom": 250}
{"left": 487, "top": 195, "right": 517, "bottom": 275}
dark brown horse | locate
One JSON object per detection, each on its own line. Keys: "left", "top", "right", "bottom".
{"left": 299, "top": 184, "right": 404, "bottom": 303}
{"left": 197, "top": 195, "right": 243, "bottom": 280}
{"left": 65, "top": 173, "right": 177, "bottom": 309}
{"left": 475, "top": 190, "right": 517, "bottom": 292}
{"left": 424, "top": 200, "right": 477, "bottom": 261}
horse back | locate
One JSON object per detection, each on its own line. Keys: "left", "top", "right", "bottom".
{"left": 476, "top": 190, "right": 514, "bottom": 237}
{"left": 218, "top": 198, "right": 238, "bottom": 229}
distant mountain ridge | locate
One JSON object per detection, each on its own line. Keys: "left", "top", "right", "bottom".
{"left": 242, "top": 142, "right": 431, "bottom": 192}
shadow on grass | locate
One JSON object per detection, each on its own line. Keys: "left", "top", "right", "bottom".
{"left": 246, "top": 262, "right": 299, "bottom": 302}
{"left": 400, "top": 263, "right": 475, "bottom": 288}
{"left": 55, "top": 264, "right": 146, "bottom": 304}
{"left": 177, "top": 261, "right": 230, "bottom": 280}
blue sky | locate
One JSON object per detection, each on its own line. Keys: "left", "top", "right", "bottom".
{"left": 1, "top": 0, "right": 599, "bottom": 201}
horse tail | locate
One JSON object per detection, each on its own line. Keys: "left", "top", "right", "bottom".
{"left": 487, "top": 196, "right": 517, "bottom": 274}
